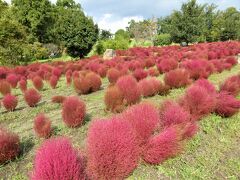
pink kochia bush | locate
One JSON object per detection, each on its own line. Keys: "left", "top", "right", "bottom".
{"left": 31, "top": 137, "right": 86, "bottom": 180}
{"left": 194, "top": 79, "right": 217, "bottom": 95}
{"left": 19, "top": 79, "right": 27, "bottom": 92}
{"left": 142, "top": 126, "right": 182, "bottom": 165}
{"left": 219, "top": 75, "right": 240, "bottom": 97}
{"left": 107, "top": 68, "right": 121, "bottom": 84}
{"left": 34, "top": 114, "right": 52, "bottom": 138}
{"left": 24, "top": 88, "right": 41, "bottom": 107}
{"left": 215, "top": 92, "right": 240, "bottom": 117}
{"left": 6, "top": 74, "right": 19, "bottom": 88}
{"left": 62, "top": 96, "right": 86, "bottom": 127}
{"left": 122, "top": 103, "right": 159, "bottom": 146}
{"left": 164, "top": 69, "right": 191, "bottom": 88}
{"left": 49, "top": 75, "right": 58, "bottom": 89}
{"left": 2, "top": 94, "right": 18, "bottom": 111}
{"left": 116, "top": 75, "right": 141, "bottom": 105}
{"left": 32, "top": 76, "right": 44, "bottom": 91}
{"left": 180, "top": 84, "right": 216, "bottom": 120}
{"left": 86, "top": 117, "right": 139, "bottom": 179}
{"left": 157, "top": 58, "right": 178, "bottom": 73}
{"left": 0, "top": 127, "right": 20, "bottom": 164}
{"left": 159, "top": 101, "right": 191, "bottom": 128}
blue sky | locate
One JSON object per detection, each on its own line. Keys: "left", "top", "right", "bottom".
{"left": 6, "top": 0, "right": 240, "bottom": 32}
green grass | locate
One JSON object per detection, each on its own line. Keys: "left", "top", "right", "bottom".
{"left": 0, "top": 65, "right": 240, "bottom": 179}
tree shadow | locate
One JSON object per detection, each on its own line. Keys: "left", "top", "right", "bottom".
{"left": 19, "top": 136, "right": 35, "bottom": 158}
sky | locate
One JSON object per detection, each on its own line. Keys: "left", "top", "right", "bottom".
{"left": 5, "top": 0, "right": 240, "bottom": 33}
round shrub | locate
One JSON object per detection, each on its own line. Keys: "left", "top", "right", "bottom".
{"left": 49, "top": 75, "right": 58, "bottom": 89}
{"left": 34, "top": 114, "right": 52, "bottom": 138}
{"left": 31, "top": 137, "right": 86, "bottom": 180}
{"left": 0, "top": 127, "right": 20, "bottom": 164}
{"left": 86, "top": 117, "right": 139, "bottom": 179}
{"left": 159, "top": 101, "right": 191, "bottom": 128}
{"left": 73, "top": 76, "right": 91, "bottom": 95}
{"left": 24, "top": 88, "right": 41, "bottom": 107}
{"left": 2, "top": 94, "right": 18, "bottom": 111}
{"left": 148, "top": 67, "right": 160, "bottom": 77}
{"left": 133, "top": 69, "right": 148, "bottom": 81}
{"left": 85, "top": 72, "right": 102, "bottom": 92}
{"left": 116, "top": 75, "right": 141, "bottom": 105}
{"left": 215, "top": 92, "right": 240, "bottom": 117}
{"left": 6, "top": 74, "right": 19, "bottom": 88}
{"left": 19, "top": 79, "right": 27, "bottom": 92}
{"left": 62, "top": 96, "right": 86, "bottom": 127}
{"left": 142, "top": 126, "right": 182, "bottom": 165}
{"left": 157, "top": 58, "right": 178, "bottom": 73}
{"left": 51, "top": 95, "right": 66, "bottom": 104}
{"left": 122, "top": 103, "right": 160, "bottom": 145}
{"left": 107, "top": 68, "right": 121, "bottom": 84}
{"left": 32, "top": 76, "right": 44, "bottom": 91}
{"left": 0, "top": 80, "right": 11, "bottom": 96}
{"left": 219, "top": 75, "right": 240, "bottom": 97}
{"left": 138, "top": 79, "right": 155, "bottom": 97}
{"left": 164, "top": 69, "right": 191, "bottom": 88}
{"left": 182, "top": 122, "right": 199, "bottom": 139}
{"left": 194, "top": 79, "right": 217, "bottom": 95}
{"left": 104, "top": 85, "right": 125, "bottom": 113}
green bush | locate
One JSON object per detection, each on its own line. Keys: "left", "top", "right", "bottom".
{"left": 153, "top": 34, "right": 172, "bottom": 46}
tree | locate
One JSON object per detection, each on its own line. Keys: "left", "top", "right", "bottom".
{"left": 54, "top": 0, "right": 98, "bottom": 58}
{"left": 169, "top": 0, "right": 206, "bottom": 44}
{"left": 11, "top": 0, "right": 54, "bottom": 43}
{"left": 99, "top": 29, "right": 112, "bottom": 40}
{"left": 115, "top": 29, "right": 130, "bottom": 40}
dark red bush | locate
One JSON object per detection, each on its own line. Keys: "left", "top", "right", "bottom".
{"left": 116, "top": 75, "right": 141, "bottom": 105}
{"left": 0, "top": 127, "right": 20, "bottom": 164}
{"left": 224, "top": 57, "right": 237, "bottom": 66}
{"left": 32, "top": 76, "right": 44, "bottom": 91}
{"left": 19, "top": 79, "right": 27, "bottom": 92}
{"left": 142, "top": 126, "right": 182, "bottom": 165}
{"left": 24, "top": 88, "right": 41, "bottom": 107}
{"left": 159, "top": 101, "right": 191, "bottom": 128}
{"left": 32, "top": 137, "right": 86, "bottom": 180}
{"left": 164, "top": 69, "right": 191, "bottom": 88}
{"left": 0, "top": 80, "right": 11, "bottom": 95}
{"left": 51, "top": 95, "right": 66, "bottom": 104}
{"left": 33, "top": 113, "right": 51, "bottom": 138}
{"left": 138, "top": 79, "right": 155, "bottom": 97}
{"left": 49, "top": 75, "right": 58, "bottom": 89}
{"left": 6, "top": 74, "right": 19, "bottom": 88}
{"left": 62, "top": 96, "right": 86, "bottom": 127}
{"left": 215, "top": 92, "right": 240, "bottom": 117}
{"left": 86, "top": 117, "right": 139, "bottom": 179}
{"left": 2, "top": 94, "right": 18, "bottom": 111}
{"left": 122, "top": 103, "right": 159, "bottom": 145}
{"left": 104, "top": 85, "right": 125, "bottom": 113}
{"left": 107, "top": 68, "right": 121, "bottom": 84}
{"left": 73, "top": 76, "right": 91, "bottom": 94}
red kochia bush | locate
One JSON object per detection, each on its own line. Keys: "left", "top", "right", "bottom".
{"left": 62, "top": 96, "right": 86, "bottom": 127}
{"left": 49, "top": 75, "right": 58, "bottom": 89}
{"left": 219, "top": 75, "right": 240, "bottom": 97}
{"left": 157, "top": 58, "right": 178, "bottom": 73}
{"left": 104, "top": 85, "right": 125, "bottom": 113}
{"left": 51, "top": 95, "right": 66, "bottom": 104}
{"left": 116, "top": 75, "right": 141, "bottom": 105}
{"left": 215, "top": 92, "right": 240, "bottom": 117}
{"left": 87, "top": 117, "right": 139, "bottom": 179}
{"left": 180, "top": 85, "right": 216, "bottom": 120}
{"left": 159, "top": 101, "right": 191, "bottom": 128}
{"left": 133, "top": 69, "right": 148, "bottom": 81}
{"left": 107, "top": 68, "right": 121, "bottom": 84}
{"left": 164, "top": 69, "right": 191, "bottom": 88}
{"left": 19, "top": 79, "right": 27, "bottom": 92}
{"left": 85, "top": 72, "right": 102, "bottom": 92}
{"left": 194, "top": 79, "right": 217, "bottom": 95}
{"left": 148, "top": 67, "right": 160, "bottom": 77}
{"left": 24, "top": 88, "right": 41, "bottom": 107}
{"left": 6, "top": 74, "right": 19, "bottom": 88}
{"left": 122, "top": 103, "right": 159, "bottom": 145}
{"left": 142, "top": 126, "right": 182, "bottom": 165}
{"left": 34, "top": 114, "right": 51, "bottom": 138}
{"left": 2, "top": 94, "right": 18, "bottom": 111}
{"left": 138, "top": 79, "right": 155, "bottom": 97}
{"left": 0, "top": 80, "right": 11, "bottom": 95}
{"left": 73, "top": 76, "right": 91, "bottom": 94}
{"left": 0, "top": 127, "right": 20, "bottom": 164}
{"left": 32, "top": 76, "right": 44, "bottom": 91}
{"left": 32, "top": 137, "right": 86, "bottom": 180}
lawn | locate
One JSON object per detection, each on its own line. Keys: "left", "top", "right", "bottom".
{"left": 0, "top": 65, "right": 239, "bottom": 180}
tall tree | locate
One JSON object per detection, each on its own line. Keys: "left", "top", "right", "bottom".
{"left": 11, "top": 0, "right": 54, "bottom": 43}
{"left": 54, "top": 0, "right": 98, "bottom": 58}
{"left": 99, "top": 29, "right": 112, "bottom": 40}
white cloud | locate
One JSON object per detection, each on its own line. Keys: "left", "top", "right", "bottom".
{"left": 97, "top": 14, "right": 144, "bottom": 33}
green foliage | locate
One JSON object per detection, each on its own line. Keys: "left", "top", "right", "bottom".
{"left": 115, "top": 29, "right": 130, "bottom": 40}
{"left": 99, "top": 30, "right": 112, "bottom": 40}
{"left": 54, "top": 1, "right": 98, "bottom": 58}
{"left": 30, "top": 42, "right": 49, "bottom": 60}
{"left": 95, "top": 41, "right": 105, "bottom": 55}
{"left": 153, "top": 34, "right": 172, "bottom": 46}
